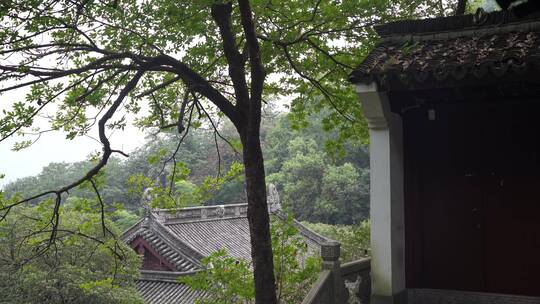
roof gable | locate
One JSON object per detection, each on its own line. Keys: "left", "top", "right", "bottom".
{"left": 131, "top": 236, "right": 175, "bottom": 271}
{"left": 122, "top": 202, "right": 335, "bottom": 304}
{"left": 122, "top": 217, "right": 201, "bottom": 272}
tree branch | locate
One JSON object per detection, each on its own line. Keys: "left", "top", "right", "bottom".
{"left": 0, "top": 70, "right": 145, "bottom": 239}
{"left": 135, "top": 75, "right": 181, "bottom": 99}
{"left": 238, "top": 0, "right": 266, "bottom": 112}
{"left": 90, "top": 179, "right": 114, "bottom": 238}
{"left": 151, "top": 54, "right": 240, "bottom": 126}
{"left": 193, "top": 91, "right": 239, "bottom": 155}
{"left": 456, "top": 0, "right": 467, "bottom": 15}
{"left": 281, "top": 45, "right": 354, "bottom": 123}
{"left": 211, "top": 2, "right": 250, "bottom": 106}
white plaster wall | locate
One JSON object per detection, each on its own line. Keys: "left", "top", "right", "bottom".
{"left": 355, "top": 84, "right": 406, "bottom": 303}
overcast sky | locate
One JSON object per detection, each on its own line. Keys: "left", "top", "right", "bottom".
{"left": 0, "top": 123, "right": 146, "bottom": 188}
{"left": 0, "top": 82, "right": 147, "bottom": 188}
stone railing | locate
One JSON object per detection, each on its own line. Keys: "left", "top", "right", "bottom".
{"left": 302, "top": 242, "right": 371, "bottom": 304}
{"left": 302, "top": 241, "right": 348, "bottom": 304}
{"left": 302, "top": 270, "right": 333, "bottom": 304}
{"left": 341, "top": 258, "right": 371, "bottom": 304}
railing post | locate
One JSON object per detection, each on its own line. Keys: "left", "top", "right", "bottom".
{"left": 321, "top": 241, "right": 348, "bottom": 303}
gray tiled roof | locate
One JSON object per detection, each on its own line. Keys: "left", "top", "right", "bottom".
{"left": 136, "top": 203, "right": 331, "bottom": 261}
{"left": 137, "top": 281, "right": 206, "bottom": 304}
{"left": 136, "top": 270, "right": 207, "bottom": 304}
{"left": 160, "top": 205, "right": 330, "bottom": 261}
{"left": 167, "top": 217, "right": 252, "bottom": 260}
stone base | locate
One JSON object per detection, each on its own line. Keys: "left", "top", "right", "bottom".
{"left": 408, "top": 289, "right": 540, "bottom": 304}
{"left": 371, "top": 290, "right": 407, "bottom": 304}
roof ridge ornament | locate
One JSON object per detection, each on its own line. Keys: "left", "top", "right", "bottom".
{"left": 140, "top": 187, "right": 156, "bottom": 227}
{"left": 267, "top": 183, "right": 281, "bottom": 213}
{"left": 473, "top": 8, "right": 489, "bottom": 26}
{"left": 215, "top": 205, "right": 226, "bottom": 218}
{"left": 141, "top": 187, "right": 154, "bottom": 217}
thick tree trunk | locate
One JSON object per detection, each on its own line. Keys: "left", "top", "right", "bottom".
{"left": 240, "top": 124, "right": 278, "bottom": 304}
{"left": 456, "top": 0, "right": 467, "bottom": 15}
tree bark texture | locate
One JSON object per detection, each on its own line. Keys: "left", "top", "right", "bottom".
{"left": 239, "top": 122, "right": 278, "bottom": 304}
{"left": 234, "top": 1, "right": 277, "bottom": 302}
{"left": 456, "top": 0, "right": 467, "bottom": 15}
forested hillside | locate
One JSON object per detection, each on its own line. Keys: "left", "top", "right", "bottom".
{"left": 3, "top": 111, "right": 369, "bottom": 227}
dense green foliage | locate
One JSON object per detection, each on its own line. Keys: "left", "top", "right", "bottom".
{"left": 302, "top": 221, "right": 370, "bottom": 263}
{"left": 3, "top": 112, "right": 369, "bottom": 225}
{"left": 265, "top": 114, "right": 370, "bottom": 224}
{"left": 0, "top": 195, "right": 143, "bottom": 303}
{"left": 181, "top": 215, "right": 321, "bottom": 304}
{"left": 0, "top": 108, "right": 375, "bottom": 302}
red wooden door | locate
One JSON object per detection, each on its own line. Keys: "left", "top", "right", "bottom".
{"left": 404, "top": 101, "right": 540, "bottom": 296}
{"left": 413, "top": 103, "right": 485, "bottom": 291}
{"left": 482, "top": 103, "right": 540, "bottom": 296}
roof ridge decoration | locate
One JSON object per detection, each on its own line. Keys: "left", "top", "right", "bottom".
{"left": 288, "top": 214, "right": 335, "bottom": 245}
{"left": 375, "top": 9, "right": 540, "bottom": 38}
{"left": 151, "top": 183, "right": 282, "bottom": 224}
{"left": 152, "top": 203, "right": 249, "bottom": 224}
{"left": 123, "top": 184, "right": 335, "bottom": 263}
{"left": 139, "top": 270, "right": 202, "bottom": 283}
{"left": 267, "top": 183, "right": 282, "bottom": 213}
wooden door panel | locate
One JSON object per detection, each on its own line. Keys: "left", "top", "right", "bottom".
{"left": 483, "top": 104, "right": 540, "bottom": 296}
{"left": 484, "top": 175, "right": 540, "bottom": 296}
{"left": 420, "top": 175, "right": 483, "bottom": 290}
{"left": 405, "top": 101, "right": 540, "bottom": 296}
{"left": 410, "top": 103, "right": 485, "bottom": 290}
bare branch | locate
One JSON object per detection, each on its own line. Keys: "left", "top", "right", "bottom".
{"left": 166, "top": 102, "right": 196, "bottom": 195}
{"left": 306, "top": 38, "right": 353, "bottom": 70}
{"left": 90, "top": 179, "right": 114, "bottom": 238}
{"left": 135, "top": 75, "right": 181, "bottom": 99}
{"left": 111, "top": 149, "right": 130, "bottom": 158}
{"left": 193, "top": 91, "right": 240, "bottom": 155}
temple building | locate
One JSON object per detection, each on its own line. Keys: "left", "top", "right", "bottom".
{"left": 121, "top": 199, "right": 331, "bottom": 304}
{"left": 350, "top": 6, "right": 540, "bottom": 304}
